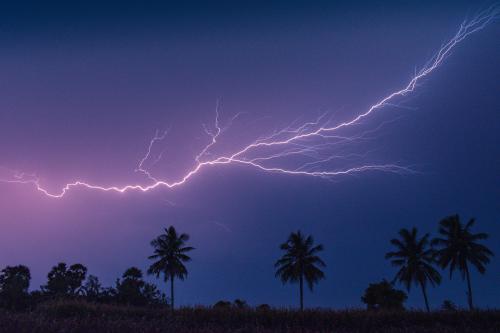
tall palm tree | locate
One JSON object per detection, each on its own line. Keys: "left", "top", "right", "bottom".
{"left": 386, "top": 227, "right": 441, "bottom": 312}
{"left": 275, "top": 230, "right": 326, "bottom": 310}
{"left": 432, "top": 215, "right": 493, "bottom": 310}
{"left": 147, "top": 226, "right": 194, "bottom": 310}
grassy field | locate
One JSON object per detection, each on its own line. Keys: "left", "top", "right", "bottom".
{"left": 0, "top": 300, "right": 499, "bottom": 333}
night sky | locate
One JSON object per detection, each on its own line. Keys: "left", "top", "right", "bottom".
{"left": 0, "top": 1, "right": 499, "bottom": 309}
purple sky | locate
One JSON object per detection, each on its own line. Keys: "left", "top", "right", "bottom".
{"left": 0, "top": 1, "right": 499, "bottom": 309}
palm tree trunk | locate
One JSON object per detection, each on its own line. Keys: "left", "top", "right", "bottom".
{"left": 170, "top": 275, "right": 175, "bottom": 310}
{"left": 465, "top": 264, "right": 474, "bottom": 310}
{"left": 299, "top": 274, "right": 304, "bottom": 311}
{"left": 420, "top": 281, "right": 430, "bottom": 312}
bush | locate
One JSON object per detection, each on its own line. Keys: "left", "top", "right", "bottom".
{"left": 213, "top": 300, "right": 231, "bottom": 309}
{"left": 361, "top": 280, "right": 407, "bottom": 311}
{"left": 441, "top": 300, "right": 458, "bottom": 311}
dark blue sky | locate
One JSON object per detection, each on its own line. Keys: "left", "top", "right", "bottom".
{"left": 0, "top": 1, "right": 498, "bottom": 309}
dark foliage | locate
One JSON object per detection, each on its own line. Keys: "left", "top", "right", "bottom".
{"left": 432, "top": 215, "right": 493, "bottom": 310}
{"left": 0, "top": 265, "right": 31, "bottom": 310}
{"left": 0, "top": 218, "right": 494, "bottom": 331}
{"left": 386, "top": 228, "right": 441, "bottom": 312}
{"left": 275, "top": 230, "right": 326, "bottom": 310}
{"left": 441, "top": 300, "right": 458, "bottom": 312}
{"left": 213, "top": 299, "right": 249, "bottom": 310}
{"left": 234, "top": 299, "right": 248, "bottom": 309}
{"left": 213, "top": 300, "right": 232, "bottom": 310}
{"left": 361, "top": 280, "right": 407, "bottom": 310}
{"left": 148, "top": 226, "right": 194, "bottom": 310}
{"left": 115, "top": 267, "right": 166, "bottom": 307}
{"left": 83, "top": 274, "right": 102, "bottom": 302}
{"left": 0, "top": 300, "right": 499, "bottom": 333}
{"left": 41, "top": 263, "right": 87, "bottom": 296}
{"left": 256, "top": 304, "right": 271, "bottom": 311}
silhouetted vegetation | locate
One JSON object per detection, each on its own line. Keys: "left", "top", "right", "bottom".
{"left": 213, "top": 299, "right": 249, "bottom": 310}
{"left": 213, "top": 300, "right": 232, "bottom": 310}
{"left": 432, "top": 215, "right": 493, "bottom": 310}
{"left": 115, "top": 267, "right": 166, "bottom": 306}
{"left": 275, "top": 230, "right": 326, "bottom": 310}
{"left": 0, "top": 216, "right": 496, "bottom": 332}
{"left": 41, "top": 263, "right": 87, "bottom": 296}
{"left": 361, "top": 280, "right": 407, "bottom": 311}
{"left": 386, "top": 227, "right": 441, "bottom": 312}
{"left": 148, "top": 226, "right": 194, "bottom": 310}
{"left": 0, "top": 301, "right": 499, "bottom": 332}
{"left": 0, "top": 265, "right": 30, "bottom": 310}
{"left": 82, "top": 274, "right": 103, "bottom": 302}
{"left": 441, "top": 299, "right": 458, "bottom": 312}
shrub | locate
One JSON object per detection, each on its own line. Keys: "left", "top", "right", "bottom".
{"left": 361, "top": 280, "right": 407, "bottom": 310}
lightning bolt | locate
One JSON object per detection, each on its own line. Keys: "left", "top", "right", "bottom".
{"left": 135, "top": 129, "right": 169, "bottom": 183}
{"left": 1, "top": 6, "right": 498, "bottom": 199}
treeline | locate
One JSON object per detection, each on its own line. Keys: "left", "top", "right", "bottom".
{"left": 0, "top": 214, "right": 494, "bottom": 312}
{"left": 0, "top": 263, "right": 167, "bottom": 311}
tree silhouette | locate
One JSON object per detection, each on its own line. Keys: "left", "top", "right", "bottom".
{"left": 0, "top": 265, "right": 31, "bottom": 310}
{"left": 115, "top": 267, "right": 164, "bottom": 306}
{"left": 441, "top": 299, "right": 458, "bottom": 311}
{"left": 116, "top": 267, "right": 146, "bottom": 306}
{"left": 361, "top": 280, "right": 407, "bottom": 311}
{"left": 213, "top": 300, "right": 232, "bottom": 310}
{"left": 147, "top": 226, "right": 194, "bottom": 310}
{"left": 67, "top": 264, "right": 87, "bottom": 295}
{"left": 386, "top": 227, "right": 441, "bottom": 312}
{"left": 41, "top": 263, "right": 87, "bottom": 296}
{"left": 83, "top": 275, "right": 102, "bottom": 301}
{"left": 432, "top": 215, "right": 494, "bottom": 310}
{"left": 275, "top": 230, "right": 326, "bottom": 310}
{"left": 233, "top": 298, "right": 248, "bottom": 309}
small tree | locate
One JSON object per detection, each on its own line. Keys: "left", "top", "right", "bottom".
{"left": 233, "top": 299, "right": 248, "bottom": 309}
{"left": 0, "top": 265, "right": 31, "bottom": 310}
{"left": 83, "top": 275, "right": 102, "bottom": 301}
{"left": 116, "top": 267, "right": 146, "bottom": 306}
{"left": 142, "top": 283, "right": 166, "bottom": 306}
{"left": 41, "top": 263, "right": 87, "bottom": 296}
{"left": 67, "top": 264, "right": 87, "bottom": 295}
{"left": 116, "top": 267, "right": 165, "bottom": 306}
{"left": 361, "top": 280, "right": 407, "bottom": 310}
{"left": 213, "top": 300, "right": 231, "bottom": 310}
{"left": 441, "top": 300, "right": 458, "bottom": 311}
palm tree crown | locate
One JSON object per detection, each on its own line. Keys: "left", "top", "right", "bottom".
{"left": 432, "top": 215, "right": 493, "bottom": 310}
{"left": 386, "top": 227, "right": 441, "bottom": 312}
{"left": 275, "top": 230, "right": 326, "bottom": 310}
{"left": 148, "top": 226, "right": 194, "bottom": 309}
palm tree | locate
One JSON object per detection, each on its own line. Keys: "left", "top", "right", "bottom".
{"left": 386, "top": 227, "right": 441, "bottom": 312}
{"left": 432, "top": 215, "right": 493, "bottom": 310}
{"left": 275, "top": 230, "right": 326, "bottom": 310}
{"left": 147, "top": 226, "right": 194, "bottom": 310}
